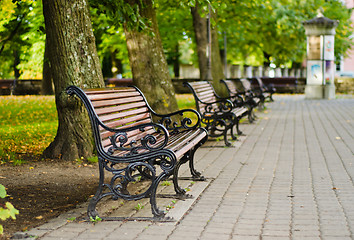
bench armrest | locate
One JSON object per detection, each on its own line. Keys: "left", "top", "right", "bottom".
{"left": 153, "top": 108, "right": 202, "bottom": 133}
{"left": 202, "top": 99, "right": 234, "bottom": 113}
{"left": 102, "top": 122, "right": 170, "bottom": 155}
{"left": 217, "top": 94, "right": 245, "bottom": 107}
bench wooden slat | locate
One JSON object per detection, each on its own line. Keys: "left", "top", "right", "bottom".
{"left": 94, "top": 102, "right": 148, "bottom": 115}
{"left": 98, "top": 107, "right": 149, "bottom": 122}
{"left": 104, "top": 112, "right": 151, "bottom": 129}
{"left": 86, "top": 91, "right": 141, "bottom": 101}
{"left": 91, "top": 96, "right": 144, "bottom": 108}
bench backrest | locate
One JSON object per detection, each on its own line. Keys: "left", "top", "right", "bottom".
{"left": 184, "top": 81, "right": 218, "bottom": 114}
{"left": 254, "top": 77, "right": 266, "bottom": 90}
{"left": 74, "top": 87, "right": 156, "bottom": 155}
{"left": 220, "top": 79, "right": 238, "bottom": 96}
{"left": 240, "top": 79, "right": 252, "bottom": 92}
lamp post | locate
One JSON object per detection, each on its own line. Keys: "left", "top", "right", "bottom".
{"left": 303, "top": 12, "right": 338, "bottom": 99}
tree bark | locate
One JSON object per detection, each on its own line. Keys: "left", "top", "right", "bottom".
{"left": 191, "top": 4, "right": 208, "bottom": 81}
{"left": 210, "top": 13, "right": 226, "bottom": 96}
{"left": 42, "top": 0, "right": 104, "bottom": 161}
{"left": 123, "top": 0, "right": 178, "bottom": 114}
{"left": 42, "top": 37, "right": 54, "bottom": 95}
{"left": 13, "top": 50, "right": 20, "bottom": 79}
{"left": 172, "top": 44, "right": 180, "bottom": 78}
{"left": 191, "top": 4, "right": 225, "bottom": 96}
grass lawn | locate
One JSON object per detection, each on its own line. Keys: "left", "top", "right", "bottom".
{"left": 0, "top": 94, "right": 197, "bottom": 164}
{"left": 0, "top": 96, "right": 58, "bottom": 164}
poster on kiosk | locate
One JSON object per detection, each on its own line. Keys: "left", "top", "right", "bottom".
{"left": 306, "top": 35, "right": 335, "bottom": 85}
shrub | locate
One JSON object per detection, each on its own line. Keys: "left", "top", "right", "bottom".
{"left": 0, "top": 184, "right": 19, "bottom": 235}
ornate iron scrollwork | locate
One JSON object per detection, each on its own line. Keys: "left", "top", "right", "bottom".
{"left": 157, "top": 109, "right": 201, "bottom": 134}
{"left": 106, "top": 123, "right": 168, "bottom": 157}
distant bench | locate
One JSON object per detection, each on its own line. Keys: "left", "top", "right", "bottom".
{"left": 253, "top": 77, "right": 305, "bottom": 93}
{"left": 66, "top": 85, "right": 208, "bottom": 220}
{"left": 0, "top": 79, "right": 41, "bottom": 95}
{"left": 0, "top": 80, "right": 16, "bottom": 95}
{"left": 184, "top": 81, "right": 249, "bottom": 146}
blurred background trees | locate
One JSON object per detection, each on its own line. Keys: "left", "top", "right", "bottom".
{"left": 0, "top": 0, "right": 352, "bottom": 81}
{"left": 0, "top": 0, "right": 352, "bottom": 161}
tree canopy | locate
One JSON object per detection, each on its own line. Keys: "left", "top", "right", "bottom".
{"left": 0, "top": 0, "right": 353, "bottom": 79}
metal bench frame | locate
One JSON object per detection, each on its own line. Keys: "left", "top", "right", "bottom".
{"left": 184, "top": 81, "right": 249, "bottom": 147}
{"left": 66, "top": 86, "right": 208, "bottom": 220}
{"left": 220, "top": 79, "right": 258, "bottom": 122}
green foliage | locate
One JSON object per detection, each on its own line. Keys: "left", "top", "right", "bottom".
{"left": 0, "top": 184, "right": 19, "bottom": 235}
{"left": 89, "top": 216, "right": 102, "bottom": 223}
{"left": 90, "top": 7, "right": 131, "bottom": 78}
{"left": 156, "top": 0, "right": 196, "bottom": 67}
{"left": 134, "top": 203, "right": 144, "bottom": 211}
{"left": 218, "top": 0, "right": 353, "bottom": 67}
{"left": 1, "top": 0, "right": 352, "bottom": 80}
{"left": 322, "top": 1, "right": 354, "bottom": 63}
{"left": 67, "top": 217, "right": 76, "bottom": 222}
{"left": 161, "top": 180, "right": 171, "bottom": 186}
{"left": 87, "top": 156, "right": 98, "bottom": 164}
{"left": 89, "top": 0, "right": 147, "bottom": 31}
{"left": 0, "top": 96, "right": 57, "bottom": 164}
{"left": 0, "top": 0, "right": 45, "bottom": 79}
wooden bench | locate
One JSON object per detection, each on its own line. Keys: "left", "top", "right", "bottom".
{"left": 259, "top": 77, "right": 302, "bottom": 93}
{"left": 184, "top": 81, "right": 249, "bottom": 147}
{"left": 66, "top": 85, "right": 208, "bottom": 220}
{"left": 220, "top": 79, "right": 260, "bottom": 122}
{"left": 238, "top": 78, "right": 265, "bottom": 110}
{"left": 251, "top": 78, "right": 276, "bottom": 102}
{"left": 0, "top": 79, "right": 16, "bottom": 95}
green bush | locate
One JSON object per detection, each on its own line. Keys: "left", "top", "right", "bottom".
{"left": 0, "top": 184, "right": 19, "bottom": 235}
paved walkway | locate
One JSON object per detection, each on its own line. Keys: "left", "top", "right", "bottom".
{"left": 24, "top": 95, "right": 354, "bottom": 240}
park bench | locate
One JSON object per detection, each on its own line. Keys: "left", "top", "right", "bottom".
{"left": 220, "top": 79, "right": 259, "bottom": 122}
{"left": 251, "top": 78, "right": 276, "bottom": 102}
{"left": 184, "top": 81, "right": 249, "bottom": 147}
{"left": 238, "top": 78, "right": 266, "bottom": 110}
{"left": 0, "top": 79, "right": 16, "bottom": 95}
{"left": 66, "top": 85, "right": 208, "bottom": 220}
{"left": 259, "top": 77, "right": 302, "bottom": 93}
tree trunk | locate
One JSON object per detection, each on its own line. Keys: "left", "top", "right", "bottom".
{"left": 191, "top": 4, "right": 208, "bottom": 81}
{"left": 13, "top": 50, "right": 20, "bottom": 79}
{"left": 123, "top": 0, "right": 178, "bottom": 114}
{"left": 263, "top": 51, "right": 271, "bottom": 67}
{"left": 42, "top": 37, "right": 54, "bottom": 95}
{"left": 173, "top": 44, "right": 180, "bottom": 78}
{"left": 42, "top": 0, "right": 104, "bottom": 161}
{"left": 191, "top": 4, "right": 225, "bottom": 96}
{"left": 210, "top": 13, "right": 226, "bottom": 96}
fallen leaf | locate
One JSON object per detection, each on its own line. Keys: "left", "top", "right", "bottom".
{"left": 335, "top": 137, "right": 341, "bottom": 140}
{"left": 35, "top": 215, "right": 43, "bottom": 220}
